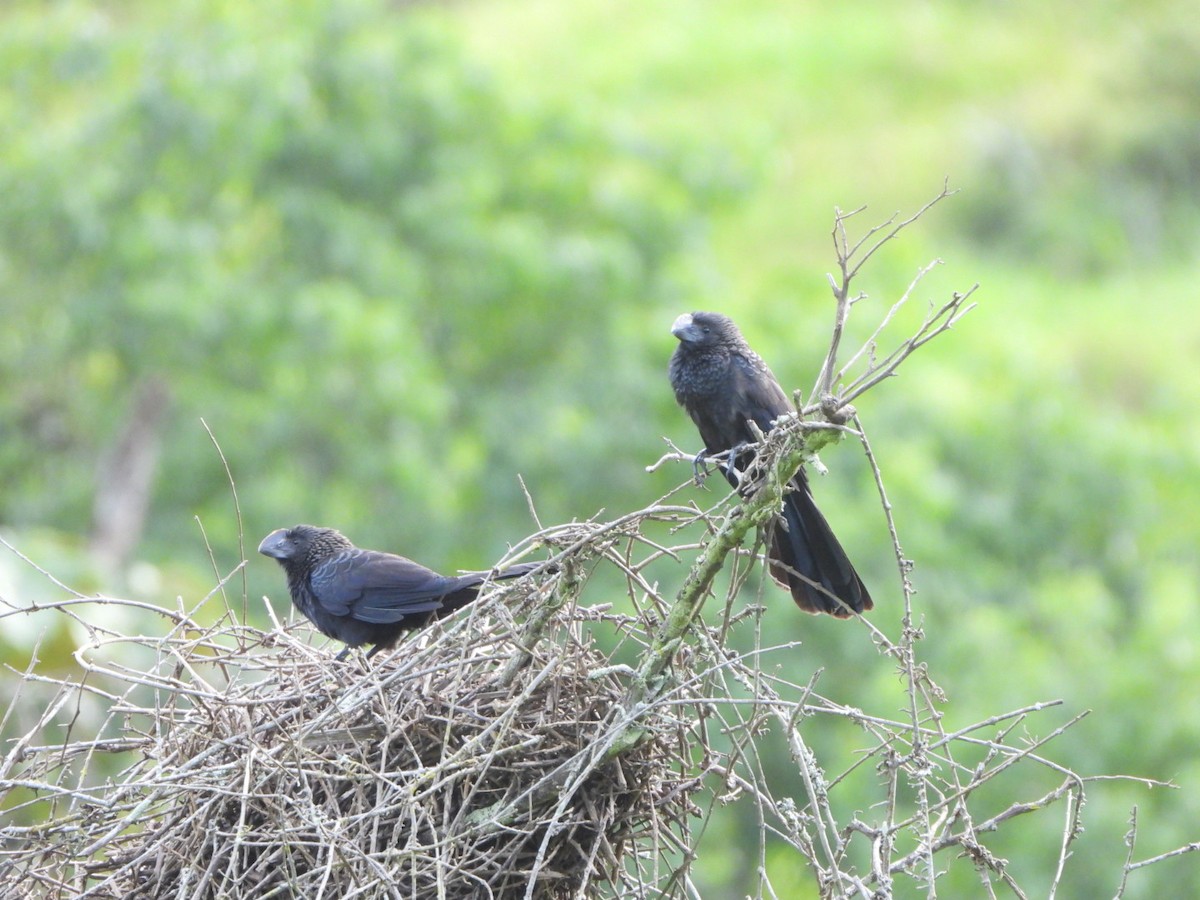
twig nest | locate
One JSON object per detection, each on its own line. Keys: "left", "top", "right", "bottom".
{"left": 48, "top": 599, "right": 697, "bottom": 898}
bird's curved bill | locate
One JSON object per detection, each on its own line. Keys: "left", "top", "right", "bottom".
{"left": 671, "top": 312, "right": 698, "bottom": 341}
{"left": 258, "top": 528, "right": 291, "bottom": 559}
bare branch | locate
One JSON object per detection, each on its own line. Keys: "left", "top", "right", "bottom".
{"left": 1, "top": 187, "right": 1187, "bottom": 899}
{"left": 812, "top": 181, "right": 961, "bottom": 405}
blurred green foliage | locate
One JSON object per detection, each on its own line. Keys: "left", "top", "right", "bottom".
{"left": 0, "top": 0, "right": 735, "bottom": 579}
{"left": 2, "top": 0, "right": 1199, "bottom": 896}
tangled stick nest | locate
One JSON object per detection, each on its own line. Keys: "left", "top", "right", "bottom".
{"left": 3, "top": 547, "right": 704, "bottom": 900}
{"left": 7, "top": 198, "right": 1178, "bottom": 896}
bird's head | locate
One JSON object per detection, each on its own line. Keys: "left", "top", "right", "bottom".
{"left": 670, "top": 311, "right": 739, "bottom": 348}
{"left": 258, "top": 525, "right": 350, "bottom": 564}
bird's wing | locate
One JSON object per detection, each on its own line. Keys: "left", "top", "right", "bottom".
{"left": 309, "top": 550, "right": 454, "bottom": 624}
{"left": 730, "top": 353, "right": 791, "bottom": 435}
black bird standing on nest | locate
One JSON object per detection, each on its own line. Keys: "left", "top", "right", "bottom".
{"left": 259, "top": 524, "right": 541, "bottom": 660}
{"left": 668, "top": 311, "right": 872, "bottom": 616}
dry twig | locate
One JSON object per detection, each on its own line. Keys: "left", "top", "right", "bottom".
{"left": 0, "top": 189, "right": 1188, "bottom": 899}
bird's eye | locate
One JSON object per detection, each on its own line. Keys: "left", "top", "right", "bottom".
{"left": 701, "top": 326, "right": 710, "bottom": 334}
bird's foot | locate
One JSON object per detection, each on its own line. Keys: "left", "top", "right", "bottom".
{"left": 820, "top": 393, "right": 856, "bottom": 425}
{"left": 725, "top": 443, "right": 752, "bottom": 487}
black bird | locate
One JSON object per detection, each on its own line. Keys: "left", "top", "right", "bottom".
{"left": 668, "top": 311, "right": 872, "bottom": 616}
{"left": 258, "top": 524, "right": 541, "bottom": 660}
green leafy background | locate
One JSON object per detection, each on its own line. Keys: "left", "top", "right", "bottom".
{"left": 2, "top": 1, "right": 1198, "bottom": 896}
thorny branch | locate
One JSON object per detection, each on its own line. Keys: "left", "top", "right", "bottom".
{"left": 0, "top": 188, "right": 1191, "bottom": 899}
{"left": 639, "top": 187, "right": 1185, "bottom": 897}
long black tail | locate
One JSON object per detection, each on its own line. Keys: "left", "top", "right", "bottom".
{"left": 439, "top": 562, "right": 544, "bottom": 616}
{"left": 766, "top": 472, "right": 872, "bottom": 616}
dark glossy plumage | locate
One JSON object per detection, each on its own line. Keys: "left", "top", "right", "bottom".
{"left": 259, "top": 525, "right": 540, "bottom": 659}
{"left": 669, "top": 311, "right": 872, "bottom": 616}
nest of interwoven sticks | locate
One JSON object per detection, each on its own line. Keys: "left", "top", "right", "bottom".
{"left": 7, "top": 555, "right": 703, "bottom": 900}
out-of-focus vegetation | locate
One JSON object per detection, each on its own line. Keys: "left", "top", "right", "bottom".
{"left": 1, "top": 0, "right": 1198, "bottom": 896}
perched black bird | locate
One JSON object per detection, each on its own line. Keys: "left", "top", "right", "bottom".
{"left": 668, "top": 311, "right": 872, "bottom": 616}
{"left": 258, "top": 525, "right": 540, "bottom": 660}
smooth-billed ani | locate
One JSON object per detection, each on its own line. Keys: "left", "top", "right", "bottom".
{"left": 259, "top": 524, "right": 540, "bottom": 660}
{"left": 668, "top": 311, "right": 872, "bottom": 616}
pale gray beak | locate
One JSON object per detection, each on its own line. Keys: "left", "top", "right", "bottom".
{"left": 258, "top": 528, "right": 291, "bottom": 559}
{"left": 671, "top": 312, "right": 702, "bottom": 342}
